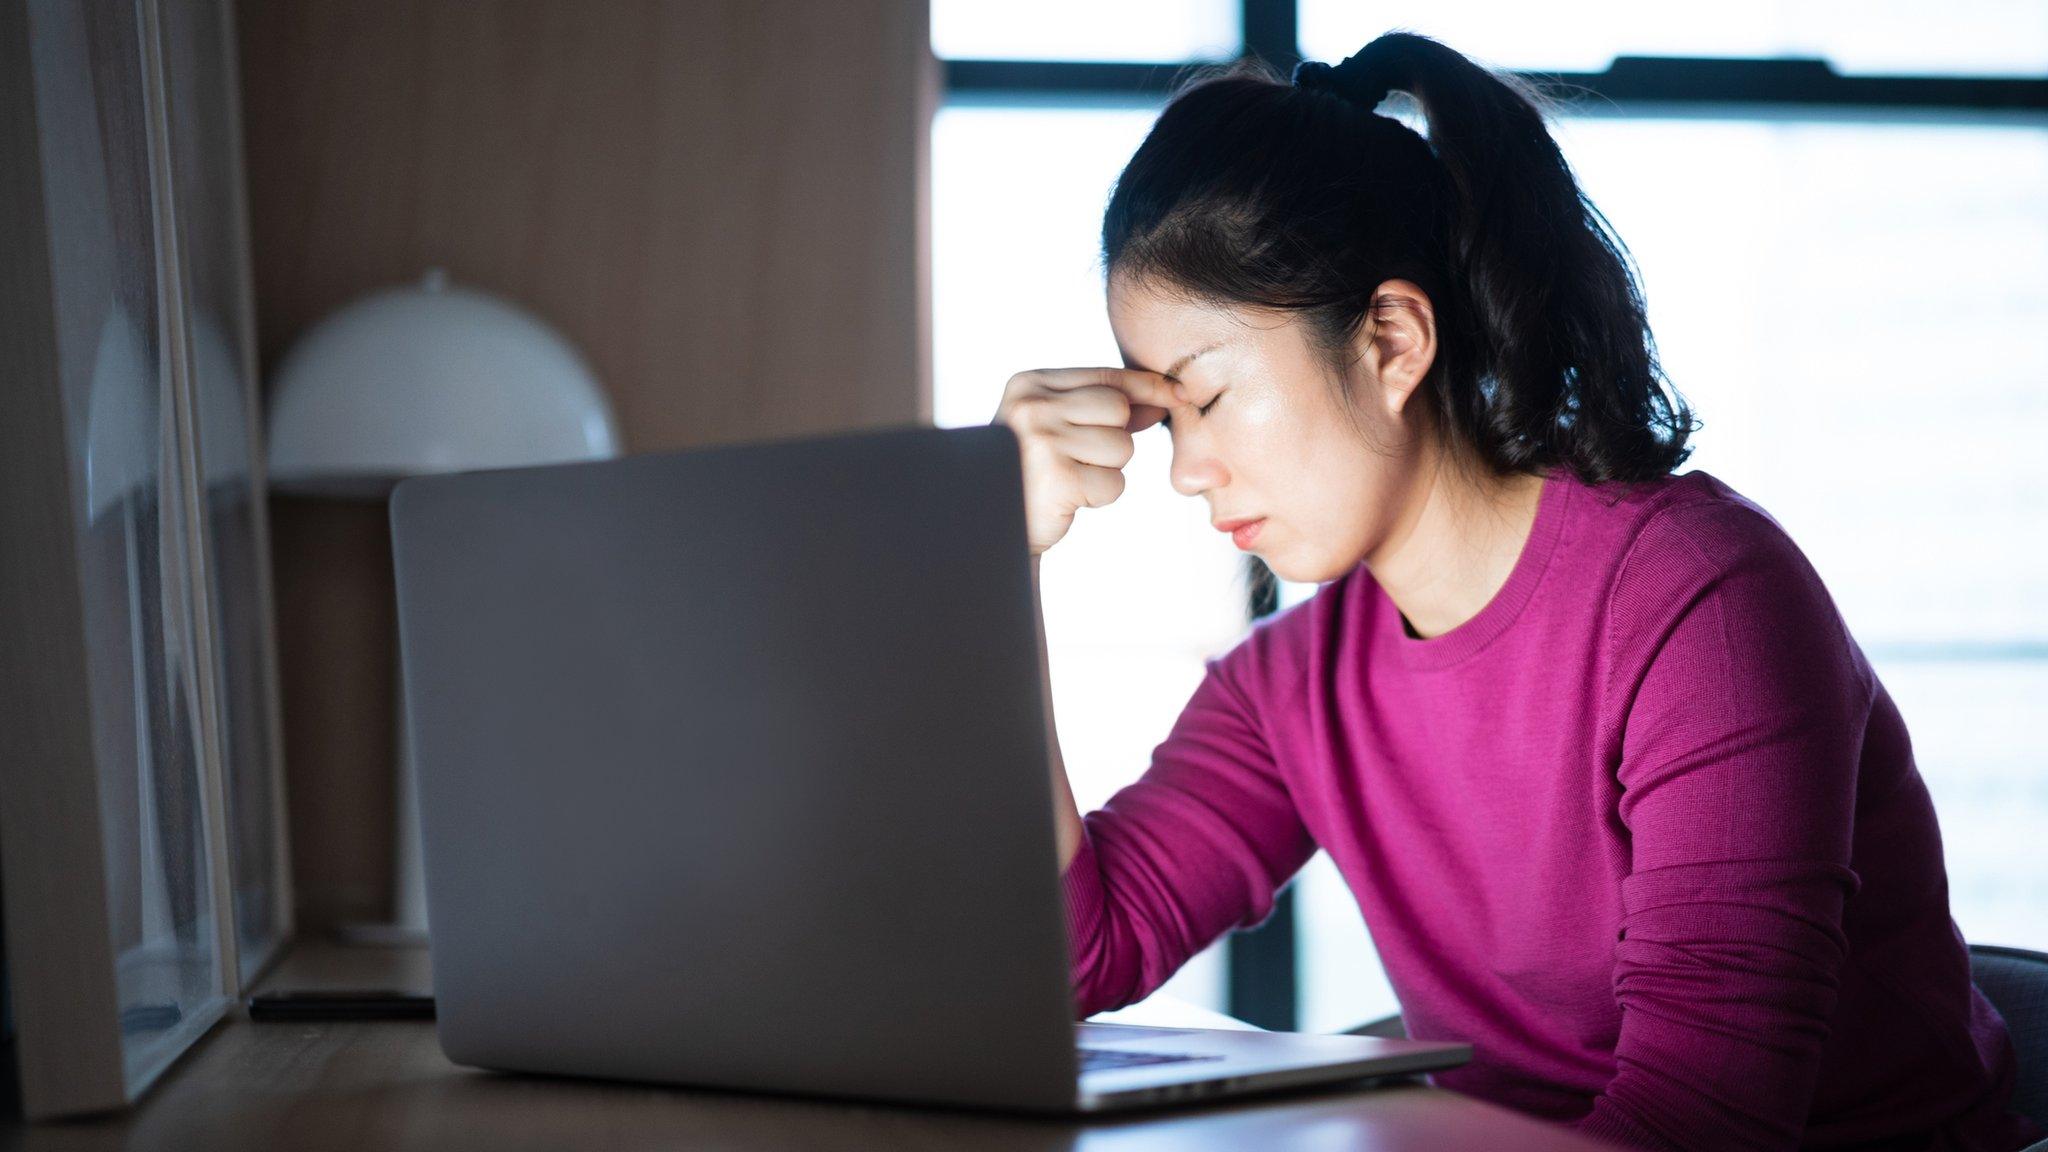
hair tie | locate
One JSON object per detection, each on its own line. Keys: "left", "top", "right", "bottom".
{"left": 1289, "top": 60, "right": 1335, "bottom": 89}
{"left": 1291, "top": 53, "right": 1396, "bottom": 110}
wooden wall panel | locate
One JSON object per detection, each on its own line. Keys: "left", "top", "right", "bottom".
{"left": 236, "top": 0, "right": 937, "bottom": 930}
{"left": 237, "top": 0, "right": 934, "bottom": 447}
{"left": 266, "top": 496, "right": 398, "bottom": 930}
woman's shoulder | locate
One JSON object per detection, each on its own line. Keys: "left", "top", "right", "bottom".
{"left": 1580, "top": 469, "right": 1853, "bottom": 670}
{"left": 1578, "top": 469, "right": 1818, "bottom": 596}
{"left": 1572, "top": 466, "right": 1774, "bottom": 543}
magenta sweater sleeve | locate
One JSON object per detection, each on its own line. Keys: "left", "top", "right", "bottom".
{"left": 1060, "top": 621, "right": 1318, "bottom": 1017}
{"left": 1575, "top": 501, "right": 1867, "bottom": 1150}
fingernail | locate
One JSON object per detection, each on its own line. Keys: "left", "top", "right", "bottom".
{"left": 1172, "top": 384, "right": 1191, "bottom": 404}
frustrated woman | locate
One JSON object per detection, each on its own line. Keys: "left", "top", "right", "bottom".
{"left": 992, "top": 31, "right": 2039, "bottom": 1152}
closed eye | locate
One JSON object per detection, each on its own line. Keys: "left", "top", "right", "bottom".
{"left": 1162, "top": 390, "right": 1219, "bottom": 429}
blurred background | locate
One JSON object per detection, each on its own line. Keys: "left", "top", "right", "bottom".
{"left": 929, "top": 2, "right": 2048, "bottom": 1030}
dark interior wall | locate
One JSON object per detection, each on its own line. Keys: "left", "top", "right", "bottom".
{"left": 237, "top": 0, "right": 937, "bottom": 930}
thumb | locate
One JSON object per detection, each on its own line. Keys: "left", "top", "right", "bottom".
{"left": 1112, "top": 369, "right": 1187, "bottom": 411}
{"left": 1107, "top": 370, "right": 1186, "bottom": 431}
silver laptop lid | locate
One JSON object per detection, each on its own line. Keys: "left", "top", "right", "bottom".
{"left": 390, "top": 423, "right": 1078, "bottom": 1111}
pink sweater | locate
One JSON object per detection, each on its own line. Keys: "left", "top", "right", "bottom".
{"left": 1062, "top": 468, "right": 2040, "bottom": 1151}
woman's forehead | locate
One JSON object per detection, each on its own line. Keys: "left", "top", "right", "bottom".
{"left": 1111, "top": 281, "right": 1303, "bottom": 369}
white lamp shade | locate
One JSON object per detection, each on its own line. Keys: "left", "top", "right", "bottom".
{"left": 266, "top": 271, "right": 621, "bottom": 496}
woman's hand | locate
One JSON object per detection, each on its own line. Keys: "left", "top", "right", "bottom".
{"left": 992, "top": 368, "right": 1186, "bottom": 556}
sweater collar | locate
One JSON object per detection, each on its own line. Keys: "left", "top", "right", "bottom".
{"left": 1380, "top": 468, "right": 1572, "bottom": 671}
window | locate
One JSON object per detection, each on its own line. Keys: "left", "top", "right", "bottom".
{"left": 932, "top": 2, "right": 2048, "bottom": 1031}
{"left": 1298, "top": 1, "right": 2048, "bottom": 77}
{"left": 933, "top": 0, "right": 1238, "bottom": 63}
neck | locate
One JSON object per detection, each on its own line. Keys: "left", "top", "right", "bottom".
{"left": 1364, "top": 442, "right": 1547, "bottom": 640}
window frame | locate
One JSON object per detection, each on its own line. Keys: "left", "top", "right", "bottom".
{"left": 945, "top": 0, "right": 2048, "bottom": 112}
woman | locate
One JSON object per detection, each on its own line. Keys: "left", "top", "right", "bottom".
{"left": 992, "top": 32, "right": 2040, "bottom": 1152}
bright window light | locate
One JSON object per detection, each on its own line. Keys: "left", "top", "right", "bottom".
{"left": 932, "top": 0, "right": 1239, "bottom": 63}
{"left": 1299, "top": 0, "right": 2048, "bottom": 77}
{"left": 934, "top": 104, "right": 1255, "bottom": 1012}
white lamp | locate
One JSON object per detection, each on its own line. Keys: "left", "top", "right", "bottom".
{"left": 267, "top": 269, "right": 622, "bottom": 941}
{"left": 269, "top": 268, "right": 619, "bottom": 494}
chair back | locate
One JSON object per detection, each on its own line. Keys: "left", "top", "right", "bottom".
{"left": 1971, "top": 944, "right": 2048, "bottom": 1130}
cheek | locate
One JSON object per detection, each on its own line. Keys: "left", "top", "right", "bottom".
{"left": 1228, "top": 386, "right": 1325, "bottom": 474}
{"left": 1271, "top": 403, "right": 1381, "bottom": 505}
{"left": 1279, "top": 404, "right": 1407, "bottom": 564}
{"left": 1217, "top": 368, "right": 1404, "bottom": 551}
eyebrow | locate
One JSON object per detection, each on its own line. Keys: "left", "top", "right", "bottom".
{"left": 1121, "top": 340, "right": 1224, "bottom": 381}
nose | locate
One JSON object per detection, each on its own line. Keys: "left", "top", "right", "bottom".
{"left": 1167, "top": 428, "right": 1228, "bottom": 498}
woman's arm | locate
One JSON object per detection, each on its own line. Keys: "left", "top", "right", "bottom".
{"left": 1032, "top": 554, "right": 1087, "bottom": 870}
{"left": 1055, "top": 602, "right": 1318, "bottom": 1018}
{"left": 1577, "top": 500, "right": 1869, "bottom": 1151}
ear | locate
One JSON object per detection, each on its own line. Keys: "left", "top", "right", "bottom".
{"left": 1352, "top": 279, "right": 1437, "bottom": 417}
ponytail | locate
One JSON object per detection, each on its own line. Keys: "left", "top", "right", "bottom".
{"left": 1104, "top": 32, "right": 1694, "bottom": 483}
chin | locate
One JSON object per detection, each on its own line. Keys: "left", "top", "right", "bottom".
{"left": 1260, "top": 553, "right": 1327, "bottom": 587}
{"left": 1261, "top": 543, "right": 1362, "bottom": 588}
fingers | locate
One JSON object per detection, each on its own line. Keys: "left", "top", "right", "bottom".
{"left": 993, "top": 366, "right": 1179, "bottom": 555}
{"left": 1073, "top": 464, "right": 1126, "bottom": 509}
{"left": 1124, "top": 403, "right": 1167, "bottom": 435}
{"left": 1033, "top": 367, "right": 1187, "bottom": 412}
{"left": 1053, "top": 422, "right": 1136, "bottom": 470}
{"left": 1026, "top": 383, "right": 1132, "bottom": 430}
{"left": 1019, "top": 380, "right": 1176, "bottom": 437}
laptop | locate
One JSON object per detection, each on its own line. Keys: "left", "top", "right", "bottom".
{"left": 388, "top": 422, "right": 1470, "bottom": 1113}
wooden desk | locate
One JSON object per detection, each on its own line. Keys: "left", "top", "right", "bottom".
{"left": 3, "top": 944, "right": 1614, "bottom": 1151}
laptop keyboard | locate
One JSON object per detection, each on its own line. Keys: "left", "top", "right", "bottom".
{"left": 1078, "top": 1047, "right": 1222, "bottom": 1073}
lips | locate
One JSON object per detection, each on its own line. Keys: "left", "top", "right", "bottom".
{"left": 1214, "top": 517, "right": 1266, "bottom": 550}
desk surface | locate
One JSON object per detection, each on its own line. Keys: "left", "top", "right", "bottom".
{"left": 2, "top": 943, "right": 1613, "bottom": 1152}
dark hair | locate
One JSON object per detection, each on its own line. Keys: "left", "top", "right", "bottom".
{"left": 1102, "top": 32, "right": 1694, "bottom": 484}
